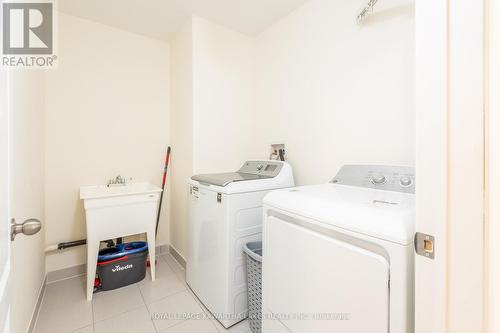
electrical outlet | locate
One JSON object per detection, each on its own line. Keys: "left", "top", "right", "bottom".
{"left": 270, "top": 144, "right": 286, "bottom": 160}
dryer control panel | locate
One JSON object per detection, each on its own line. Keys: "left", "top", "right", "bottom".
{"left": 331, "top": 165, "right": 415, "bottom": 194}
{"left": 238, "top": 160, "right": 283, "bottom": 178}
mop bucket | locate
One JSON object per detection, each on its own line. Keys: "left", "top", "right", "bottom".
{"left": 96, "top": 241, "right": 148, "bottom": 291}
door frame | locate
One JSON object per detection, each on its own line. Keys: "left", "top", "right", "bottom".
{"left": 486, "top": 0, "right": 500, "bottom": 331}
{"left": 415, "top": 0, "right": 486, "bottom": 332}
{"left": 414, "top": 1, "right": 448, "bottom": 331}
{"left": 0, "top": 69, "right": 12, "bottom": 331}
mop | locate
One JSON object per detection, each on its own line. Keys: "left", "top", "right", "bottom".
{"left": 148, "top": 146, "right": 171, "bottom": 267}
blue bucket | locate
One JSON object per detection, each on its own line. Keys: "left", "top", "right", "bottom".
{"left": 121, "top": 242, "right": 148, "bottom": 255}
{"left": 98, "top": 241, "right": 148, "bottom": 262}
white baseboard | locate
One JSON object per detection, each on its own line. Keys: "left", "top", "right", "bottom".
{"left": 168, "top": 244, "right": 186, "bottom": 269}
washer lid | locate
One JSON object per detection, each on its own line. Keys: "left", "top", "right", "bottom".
{"left": 263, "top": 183, "right": 415, "bottom": 245}
{"left": 190, "top": 160, "right": 294, "bottom": 194}
{"left": 191, "top": 160, "right": 284, "bottom": 187}
{"left": 191, "top": 172, "right": 270, "bottom": 187}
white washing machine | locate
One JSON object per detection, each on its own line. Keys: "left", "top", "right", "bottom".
{"left": 262, "top": 165, "right": 415, "bottom": 333}
{"left": 186, "top": 160, "right": 294, "bottom": 328}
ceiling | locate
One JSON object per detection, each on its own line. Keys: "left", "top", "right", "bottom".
{"left": 58, "top": 0, "right": 309, "bottom": 42}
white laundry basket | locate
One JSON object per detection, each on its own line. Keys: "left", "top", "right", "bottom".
{"left": 243, "top": 241, "right": 263, "bottom": 333}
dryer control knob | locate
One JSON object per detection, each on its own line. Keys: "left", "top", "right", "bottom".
{"left": 400, "top": 176, "right": 413, "bottom": 187}
{"left": 257, "top": 164, "right": 264, "bottom": 171}
{"left": 371, "top": 173, "right": 387, "bottom": 185}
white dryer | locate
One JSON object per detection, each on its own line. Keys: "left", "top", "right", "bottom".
{"left": 186, "top": 160, "right": 294, "bottom": 328}
{"left": 262, "top": 165, "right": 415, "bottom": 333}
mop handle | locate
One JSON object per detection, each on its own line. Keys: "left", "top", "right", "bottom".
{"left": 156, "top": 146, "right": 171, "bottom": 236}
{"left": 161, "top": 146, "right": 171, "bottom": 187}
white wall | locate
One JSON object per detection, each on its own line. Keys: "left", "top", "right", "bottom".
{"left": 44, "top": 13, "right": 170, "bottom": 272}
{"left": 169, "top": 17, "right": 257, "bottom": 257}
{"left": 192, "top": 16, "right": 256, "bottom": 173}
{"left": 45, "top": 0, "right": 416, "bottom": 270}
{"left": 168, "top": 4, "right": 415, "bottom": 256}
{"left": 254, "top": 0, "right": 415, "bottom": 184}
{"left": 170, "top": 19, "right": 193, "bottom": 257}
{"left": 10, "top": 71, "right": 46, "bottom": 333}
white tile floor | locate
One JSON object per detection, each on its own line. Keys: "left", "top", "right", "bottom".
{"left": 33, "top": 254, "right": 252, "bottom": 333}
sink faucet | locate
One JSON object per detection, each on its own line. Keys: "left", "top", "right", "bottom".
{"left": 108, "top": 175, "right": 126, "bottom": 187}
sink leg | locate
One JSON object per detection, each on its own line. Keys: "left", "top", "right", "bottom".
{"left": 147, "top": 229, "right": 156, "bottom": 281}
{"left": 86, "top": 238, "right": 99, "bottom": 301}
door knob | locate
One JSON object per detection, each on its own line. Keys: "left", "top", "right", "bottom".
{"left": 11, "top": 218, "right": 42, "bottom": 241}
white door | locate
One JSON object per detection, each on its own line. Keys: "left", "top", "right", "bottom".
{"left": 415, "top": 1, "right": 485, "bottom": 332}
{"left": 9, "top": 71, "right": 46, "bottom": 332}
{"left": 0, "top": 70, "right": 12, "bottom": 332}
{"left": 0, "top": 69, "right": 45, "bottom": 332}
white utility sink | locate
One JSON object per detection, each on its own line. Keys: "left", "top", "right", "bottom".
{"left": 80, "top": 182, "right": 162, "bottom": 200}
{"left": 80, "top": 182, "right": 162, "bottom": 300}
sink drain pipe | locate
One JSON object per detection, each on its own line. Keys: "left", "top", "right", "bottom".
{"left": 44, "top": 239, "right": 87, "bottom": 253}
{"left": 45, "top": 239, "right": 118, "bottom": 253}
